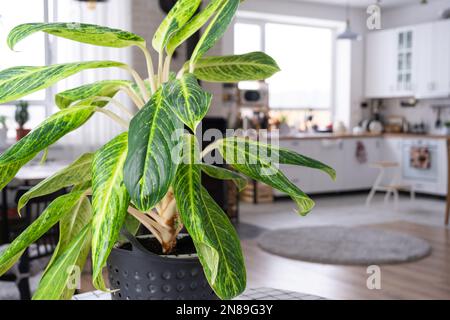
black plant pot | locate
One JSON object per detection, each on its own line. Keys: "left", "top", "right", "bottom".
{"left": 107, "top": 233, "right": 218, "bottom": 300}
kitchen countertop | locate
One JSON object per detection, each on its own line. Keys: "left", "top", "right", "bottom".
{"left": 275, "top": 132, "right": 450, "bottom": 140}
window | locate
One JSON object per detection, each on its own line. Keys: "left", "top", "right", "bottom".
{"left": 0, "top": 0, "right": 50, "bottom": 136}
{"left": 234, "top": 20, "right": 335, "bottom": 111}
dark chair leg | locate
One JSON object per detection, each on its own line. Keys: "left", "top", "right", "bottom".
{"left": 17, "top": 278, "right": 31, "bottom": 300}
{"left": 17, "top": 248, "right": 31, "bottom": 300}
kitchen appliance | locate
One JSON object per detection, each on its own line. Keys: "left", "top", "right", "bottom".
{"left": 402, "top": 140, "right": 439, "bottom": 182}
{"left": 238, "top": 82, "right": 269, "bottom": 108}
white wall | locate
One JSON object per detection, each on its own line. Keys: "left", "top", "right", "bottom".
{"left": 381, "top": 0, "right": 450, "bottom": 29}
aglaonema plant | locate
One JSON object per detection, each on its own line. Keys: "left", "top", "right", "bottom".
{"left": 0, "top": 0, "right": 335, "bottom": 300}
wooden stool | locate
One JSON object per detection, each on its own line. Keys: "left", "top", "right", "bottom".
{"left": 366, "top": 161, "right": 415, "bottom": 210}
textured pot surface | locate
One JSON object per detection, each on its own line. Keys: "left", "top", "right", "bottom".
{"left": 107, "top": 235, "right": 218, "bottom": 300}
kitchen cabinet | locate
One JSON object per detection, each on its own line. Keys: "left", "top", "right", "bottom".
{"left": 415, "top": 20, "right": 450, "bottom": 99}
{"left": 366, "top": 27, "right": 415, "bottom": 98}
{"left": 366, "top": 21, "right": 450, "bottom": 99}
{"left": 276, "top": 138, "right": 380, "bottom": 196}
{"left": 343, "top": 138, "right": 382, "bottom": 190}
{"left": 277, "top": 140, "right": 315, "bottom": 195}
{"left": 365, "top": 30, "right": 397, "bottom": 98}
{"left": 274, "top": 136, "right": 447, "bottom": 197}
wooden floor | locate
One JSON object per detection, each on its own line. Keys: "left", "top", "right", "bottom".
{"left": 243, "top": 221, "right": 450, "bottom": 300}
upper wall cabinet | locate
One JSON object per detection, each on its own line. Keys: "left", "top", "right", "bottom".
{"left": 366, "top": 27, "right": 416, "bottom": 98}
{"left": 415, "top": 20, "right": 450, "bottom": 99}
{"left": 365, "top": 20, "right": 450, "bottom": 100}
{"left": 365, "top": 29, "right": 397, "bottom": 98}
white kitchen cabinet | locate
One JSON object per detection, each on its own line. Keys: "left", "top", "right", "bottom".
{"left": 415, "top": 21, "right": 450, "bottom": 99}
{"left": 382, "top": 137, "right": 403, "bottom": 163}
{"left": 366, "top": 21, "right": 450, "bottom": 99}
{"left": 366, "top": 27, "right": 416, "bottom": 98}
{"left": 342, "top": 138, "right": 382, "bottom": 190}
{"left": 365, "top": 30, "right": 397, "bottom": 98}
{"left": 309, "top": 139, "right": 345, "bottom": 193}
{"left": 276, "top": 140, "right": 315, "bottom": 196}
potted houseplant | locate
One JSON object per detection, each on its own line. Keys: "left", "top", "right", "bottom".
{"left": 0, "top": 115, "right": 8, "bottom": 148}
{"left": 15, "top": 100, "right": 31, "bottom": 141}
{"left": 0, "top": 0, "right": 335, "bottom": 300}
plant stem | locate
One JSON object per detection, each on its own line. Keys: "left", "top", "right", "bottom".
{"left": 122, "top": 65, "right": 150, "bottom": 102}
{"left": 120, "top": 86, "right": 145, "bottom": 109}
{"left": 95, "top": 108, "right": 129, "bottom": 129}
{"left": 128, "top": 207, "right": 163, "bottom": 244}
{"left": 201, "top": 140, "right": 220, "bottom": 159}
{"left": 137, "top": 44, "right": 157, "bottom": 94}
{"left": 158, "top": 52, "right": 164, "bottom": 86}
{"left": 93, "top": 97, "right": 134, "bottom": 117}
{"left": 176, "top": 67, "right": 185, "bottom": 80}
{"left": 163, "top": 54, "right": 172, "bottom": 82}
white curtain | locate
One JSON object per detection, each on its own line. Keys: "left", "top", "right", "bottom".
{"left": 52, "top": 0, "right": 133, "bottom": 157}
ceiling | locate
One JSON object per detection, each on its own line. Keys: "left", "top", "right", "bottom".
{"left": 295, "top": 0, "right": 427, "bottom": 8}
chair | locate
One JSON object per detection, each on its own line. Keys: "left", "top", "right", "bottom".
{"left": 0, "top": 186, "right": 65, "bottom": 300}
{"left": 366, "top": 161, "right": 415, "bottom": 210}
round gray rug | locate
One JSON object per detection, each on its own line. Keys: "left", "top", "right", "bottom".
{"left": 258, "top": 226, "right": 432, "bottom": 265}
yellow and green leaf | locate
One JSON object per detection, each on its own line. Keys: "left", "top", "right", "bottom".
{"left": 167, "top": 0, "right": 224, "bottom": 56}
{"left": 152, "top": 0, "right": 201, "bottom": 53}
{"left": 0, "top": 104, "right": 98, "bottom": 191}
{"left": 0, "top": 61, "right": 126, "bottom": 104}
{"left": 56, "top": 80, "right": 131, "bottom": 109}
{"left": 18, "top": 153, "right": 94, "bottom": 212}
{"left": 91, "top": 132, "right": 130, "bottom": 291}
{"left": 216, "top": 138, "right": 335, "bottom": 215}
{"left": 166, "top": 73, "right": 212, "bottom": 131}
{"left": 124, "top": 87, "right": 183, "bottom": 212}
{"left": 0, "top": 191, "right": 88, "bottom": 276}
{"left": 173, "top": 134, "right": 246, "bottom": 300}
{"left": 200, "top": 164, "right": 248, "bottom": 191}
{"left": 8, "top": 22, "right": 145, "bottom": 50}
{"left": 189, "top": 52, "right": 280, "bottom": 83}
{"left": 33, "top": 224, "right": 92, "bottom": 300}
{"left": 190, "top": 0, "right": 239, "bottom": 69}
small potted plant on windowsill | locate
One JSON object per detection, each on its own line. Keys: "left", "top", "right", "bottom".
{"left": 0, "top": 115, "right": 8, "bottom": 148}
{"left": 15, "top": 100, "right": 31, "bottom": 141}
{"left": 0, "top": 0, "right": 335, "bottom": 300}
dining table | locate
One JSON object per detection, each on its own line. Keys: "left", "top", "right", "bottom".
{"left": 0, "top": 161, "right": 69, "bottom": 244}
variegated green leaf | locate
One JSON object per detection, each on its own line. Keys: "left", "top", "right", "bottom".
{"left": 201, "top": 164, "right": 247, "bottom": 191}
{"left": 173, "top": 134, "right": 246, "bottom": 300}
{"left": 189, "top": 52, "right": 280, "bottom": 83}
{"left": 0, "top": 61, "right": 126, "bottom": 104}
{"left": 56, "top": 80, "right": 131, "bottom": 109}
{"left": 33, "top": 224, "right": 92, "bottom": 300}
{"left": 0, "top": 191, "right": 87, "bottom": 276}
{"left": 190, "top": 0, "right": 239, "bottom": 68}
{"left": 152, "top": 0, "right": 201, "bottom": 53}
{"left": 124, "top": 87, "right": 183, "bottom": 212}
{"left": 8, "top": 23, "right": 145, "bottom": 50}
{"left": 0, "top": 104, "right": 97, "bottom": 191}
{"left": 166, "top": 74, "right": 212, "bottom": 131}
{"left": 92, "top": 132, "right": 130, "bottom": 291}
{"left": 167, "top": 0, "right": 224, "bottom": 56}
{"left": 18, "top": 153, "right": 94, "bottom": 212}
{"left": 42, "top": 182, "right": 92, "bottom": 278}
{"left": 216, "top": 138, "right": 335, "bottom": 215}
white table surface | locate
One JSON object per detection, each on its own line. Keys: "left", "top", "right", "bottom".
{"left": 73, "top": 287, "right": 326, "bottom": 301}
{"left": 14, "top": 161, "right": 69, "bottom": 181}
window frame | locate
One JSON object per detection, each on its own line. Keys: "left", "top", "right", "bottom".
{"left": 234, "top": 16, "right": 338, "bottom": 117}
{"left": 0, "top": 0, "right": 54, "bottom": 118}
